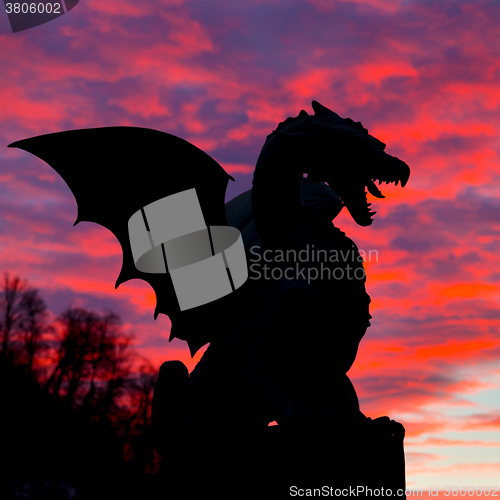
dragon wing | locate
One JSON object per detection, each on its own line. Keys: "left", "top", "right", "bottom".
{"left": 9, "top": 127, "right": 234, "bottom": 355}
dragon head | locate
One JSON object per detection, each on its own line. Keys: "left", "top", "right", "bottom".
{"left": 269, "top": 100, "right": 410, "bottom": 226}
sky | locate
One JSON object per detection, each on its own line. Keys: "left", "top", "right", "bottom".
{"left": 1, "top": 0, "right": 500, "bottom": 492}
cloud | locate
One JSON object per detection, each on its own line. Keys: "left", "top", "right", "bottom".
{"left": 410, "top": 437, "right": 500, "bottom": 447}
{"left": 1, "top": 0, "right": 500, "bottom": 489}
{"left": 466, "top": 411, "right": 500, "bottom": 430}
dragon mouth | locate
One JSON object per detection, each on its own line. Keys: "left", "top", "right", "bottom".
{"left": 366, "top": 169, "right": 409, "bottom": 198}
{"left": 330, "top": 163, "right": 410, "bottom": 227}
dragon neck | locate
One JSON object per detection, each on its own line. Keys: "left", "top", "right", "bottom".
{"left": 251, "top": 134, "right": 309, "bottom": 249}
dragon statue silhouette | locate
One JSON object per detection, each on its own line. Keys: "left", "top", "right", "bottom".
{"left": 153, "top": 101, "right": 411, "bottom": 497}
{"left": 10, "top": 100, "right": 410, "bottom": 498}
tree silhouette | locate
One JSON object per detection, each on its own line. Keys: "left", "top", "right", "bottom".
{"left": 44, "top": 308, "right": 136, "bottom": 414}
{"left": 0, "top": 272, "right": 26, "bottom": 357}
{"left": 18, "top": 286, "right": 52, "bottom": 373}
{"left": 1, "top": 271, "right": 161, "bottom": 499}
{"left": 122, "top": 361, "right": 158, "bottom": 471}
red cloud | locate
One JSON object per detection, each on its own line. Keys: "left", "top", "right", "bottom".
{"left": 416, "top": 341, "right": 497, "bottom": 359}
{"left": 2, "top": 0, "right": 500, "bottom": 489}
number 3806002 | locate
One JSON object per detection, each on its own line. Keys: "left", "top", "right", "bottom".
{"left": 5, "top": 3, "right": 62, "bottom": 14}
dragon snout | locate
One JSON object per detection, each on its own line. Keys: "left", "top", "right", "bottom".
{"left": 327, "top": 154, "right": 410, "bottom": 227}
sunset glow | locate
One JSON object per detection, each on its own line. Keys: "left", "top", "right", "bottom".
{"left": 1, "top": 0, "right": 500, "bottom": 491}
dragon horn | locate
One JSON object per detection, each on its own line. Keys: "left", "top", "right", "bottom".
{"left": 311, "top": 100, "right": 336, "bottom": 116}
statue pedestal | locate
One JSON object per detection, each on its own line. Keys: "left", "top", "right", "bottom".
{"left": 155, "top": 417, "right": 406, "bottom": 500}
{"left": 260, "top": 419, "right": 406, "bottom": 499}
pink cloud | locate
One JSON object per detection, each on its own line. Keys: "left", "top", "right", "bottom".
{"left": 1, "top": 0, "right": 500, "bottom": 489}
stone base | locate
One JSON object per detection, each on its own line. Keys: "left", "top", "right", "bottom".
{"left": 154, "top": 418, "right": 406, "bottom": 500}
